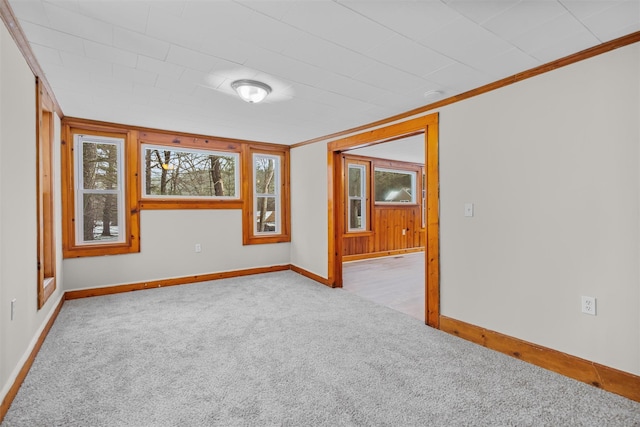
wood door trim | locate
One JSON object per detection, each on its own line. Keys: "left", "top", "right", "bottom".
{"left": 327, "top": 113, "right": 439, "bottom": 326}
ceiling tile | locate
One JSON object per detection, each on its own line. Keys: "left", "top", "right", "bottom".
{"left": 582, "top": 1, "right": 640, "bottom": 41}
{"left": 425, "top": 62, "right": 494, "bottom": 93}
{"left": 422, "top": 17, "right": 513, "bottom": 66}
{"left": 340, "top": 0, "right": 460, "bottom": 44}
{"left": 155, "top": 75, "right": 198, "bottom": 95}
{"left": 482, "top": 0, "right": 567, "bottom": 40}
{"left": 472, "top": 48, "right": 540, "bottom": 80}
{"left": 444, "top": 0, "right": 521, "bottom": 24}
{"left": 113, "top": 64, "right": 158, "bottom": 88}
{"left": 84, "top": 40, "right": 137, "bottom": 68}
{"left": 236, "top": 0, "right": 293, "bottom": 21}
{"left": 145, "top": 5, "right": 206, "bottom": 49}
{"left": 136, "top": 55, "right": 184, "bottom": 80}
{"left": 165, "top": 45, "right": 223, "bottom": 73}
{"left": 353, "top": 63, "right": 433, "bottom": 97}
{"left": 20, "top": 21, "right": 85, "bottom": 55}
{"left": 510, "top": 12, "right": 587, "bottom": 53}
{"left": 529, "top": 30, "right": 603, "bottom": 63}
{"left": 59, "top": 51, "right": 112, "bottom": 78}
{"left": 281, "top": 33, "right": 378, "bottom": 78}
{"left": 279, "top": 1, "right": 394, "bottom": 53}
{"left": 10, "top": 0, "right": 50, "bottom": 26}
{"left": 30, "top": 43, "right": 63, "bottom": 67}
{"left": 366, "top": 34, "right": 455, "bottom": 78}
{"left": 42, "top": 2, "right": 114, "bottom": 45}
{"left": 560, "top": 0, "right": 624, "bottom": 20}
{"left": 113, "top": 27, "right": 170, "bottom": 60}
{"left": 75, "top": 1, "right": 151, "bottom": 34}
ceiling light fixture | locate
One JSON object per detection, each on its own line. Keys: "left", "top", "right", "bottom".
{"left": 423, "top": 90, "right": 444, "bottom": 100}
{"left": 231, "top": 79, "right": 272, "bottom": 103}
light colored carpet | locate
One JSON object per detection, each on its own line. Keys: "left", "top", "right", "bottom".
{"left": 3, "top": 271, "right": 639, "bottom": 426}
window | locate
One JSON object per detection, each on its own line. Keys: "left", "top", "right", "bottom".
{"left": 254, "top": 153, "right": 280, "bottom": 234}
{"left": 36, "top": 80, "right": 56, "bottom": 308}
{"left": 348, "top": 164, "right": 366, "bottom": 231}
{"left": 142, "top": 145, "right": 239, "bottom": 199}
{"left": 61, "top": 121, "right": 139, "bottom": 258}
{"left": 374, "top": 168, "right": 416, "bottom": 203}
{"left": 243, "top": 146, "right": 290, "bottom": 245}
{"left": 75, "top": 135, "right": 126, "bottom": 245}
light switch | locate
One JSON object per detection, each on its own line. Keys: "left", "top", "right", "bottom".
{"left": 464, "top": 203, "right": 474, "bottom": 217}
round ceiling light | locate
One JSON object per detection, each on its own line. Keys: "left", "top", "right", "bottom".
{"left": 231, "top": 79, "right": 272, "bottom": 103}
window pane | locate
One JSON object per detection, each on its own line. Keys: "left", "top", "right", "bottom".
{"left": 82, "top": 193, "right": 120, "bottom": 243}
{"left": 144, "top": 147, "right": 237, "bottom": 198}
{"left": 255, "top": 156, "right": 277, "bottom": 195}
{"left": 82, "top": 142, "right": 119, "bottom": 190}
{"left": 348, "top": 166, "right": 362, "bottom": 197}
{"left": 374, "top": 169, "right": 415, "bottom": 202}
{"left": 256, "top": 196, "right": 277, "bottom": 232}
{"left": 349, "top": 199, "right": 363, "bottom": 230}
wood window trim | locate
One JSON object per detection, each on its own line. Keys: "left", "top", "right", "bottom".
{"left": 36, "top": 78, "right": 56, "bottom": 308}
{"left": 61, "top": 120, "right": 140, "bottom": 258}
{"left": 242, "top": 145, "right": 291, "bottom": 245}
{"left": 344, "top": 157, "right": 371, "bottom": 234}
{"left": 138, "top": 135, "right": 243, "bottom": 210}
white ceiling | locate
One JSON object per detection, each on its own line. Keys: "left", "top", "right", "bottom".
{"left": 8, "top": 0, "right": 640, "bottom": 145}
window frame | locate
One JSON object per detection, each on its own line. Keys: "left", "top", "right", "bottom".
{"left": 373, "top": 166, "right": 418, "bottom": 205}
{"left": 242, "top": 145, "right": 290, "bottom": 245}
{"left": 61, "top": 121, "right": 140, "bottom": 258}
{"left": 36, "top": 79, "right": 56, "bottom": 308}
{"left": 345, "top": 159, "right": 370, "bottom": 233}
{"left": 138, "top": 133, "right": 243, "bottom": 210}
{"left": 74, "top": 134, "right": 127, "bottom": 246}
{"left": 140, "top": 144, "right": 241, "bottom": 201}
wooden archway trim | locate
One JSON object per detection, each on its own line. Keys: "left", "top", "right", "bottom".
{"left": 327, "top": 113, "right": 440, "bottom": 327}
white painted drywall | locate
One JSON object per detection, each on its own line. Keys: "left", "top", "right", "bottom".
{"left": 0, "top": 22, "right": 64, "bottom": 402}
{"left": 63, "top": 209, "right": 291, "bottom": 290}
{"left": 293, "top": 43, "right": 640, "bottom": 376}
{"left": 290, "top": 142, "right": 328, "bottom": 279}
{"left": 438, "top": 43, "right": 640, "bottom": 375}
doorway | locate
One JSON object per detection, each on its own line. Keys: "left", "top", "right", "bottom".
{"left": 326, "top": 113, "right": 440, "bottom": 327}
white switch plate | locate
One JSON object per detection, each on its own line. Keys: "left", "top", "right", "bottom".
{"left": 195, "top": 243, "right": 202, "bottom": 253}
{"left": 581, "top": 296, "right": 596, "bottom": 315}
{"left": 464, "top": 203, "right": 474, "bottom": 217}
{"left": 11, "top": 299, "right": 16, "bottom": 321}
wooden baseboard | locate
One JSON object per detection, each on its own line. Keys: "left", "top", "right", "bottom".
{"left": 65, "top": 265, "right": 291, "bottom": 300}
{"left": 290, "top": 264, "right": 332, "bottom": 287}
{"left": 439, "top": 316, "right": 640, "bottom": 403}
{"left": 0, "top": 296, "right": 65, "bottom": 424}
{"left": 342, "top": 247, "right": 424, "bottom": 263}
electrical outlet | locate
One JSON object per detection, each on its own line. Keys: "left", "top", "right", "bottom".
{"left": 402, "top": 229, "right": 406, "bottom": 236}
{"left": 464, "top": 203, "right": 474, "bottom": 217}
{"left": 11, "top": 299, "right": 16, "bottom": 321}
{"left": 195, "top": 243, "right": 202, "bottom": 253}
{"left": 581, "top": 296, "right": 596, "bottom": 316}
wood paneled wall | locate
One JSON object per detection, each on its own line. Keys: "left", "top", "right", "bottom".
{"left": 343, "top": 155, "right": 425, "bottom": 260}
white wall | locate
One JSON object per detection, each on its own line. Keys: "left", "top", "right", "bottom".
{"left": 291, "top": 43, "right": 640, "bottom": 375}
{"left": 0, "top": 22, "right": 64, "bottom": 402}
{"left": 439, "top": 43, "right": 640, "bottom": 375}
{"left": 63, "top": 210, "right": 290, "bottom": 290}
{"left": 290, "top": 142, "right": 328, "bottom": 278}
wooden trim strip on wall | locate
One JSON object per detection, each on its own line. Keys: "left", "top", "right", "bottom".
{"left": 440, "top": 316, "right": 640, "bottom": 403}
{"left": 0, "top": 0, "right": 63, "bottom": 116}
{"left": 293, "top": 30, "right": 640, "bottom": 149}
{"left": 290, "top": 264, "right": 332, "bottom": 287}
{"left": 65, "top": 265, "right": 291, "bottom": 300}
{"left": 0, "top": 296, "right": 65, "bottom": 424}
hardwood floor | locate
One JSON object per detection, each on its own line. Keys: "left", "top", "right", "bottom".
{"left": 342, "top": 252, "right": 425, "bottom": 321}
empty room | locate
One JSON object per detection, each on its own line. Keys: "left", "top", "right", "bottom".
{"left": 1, "top": 1, "right": 640, "bottom": 425}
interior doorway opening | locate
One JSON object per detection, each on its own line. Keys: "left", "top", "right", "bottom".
{"left": 326, "top": 113, "right": 440, "bottom": 327}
